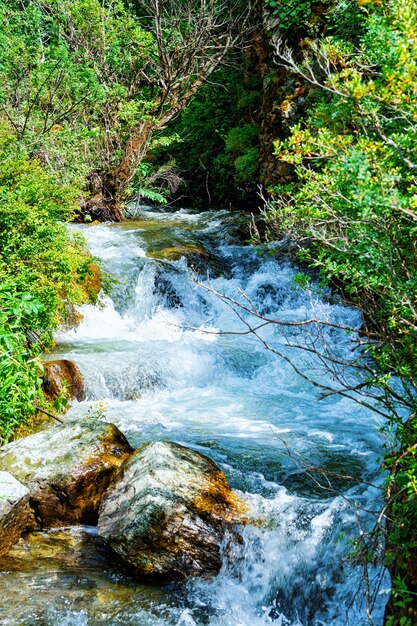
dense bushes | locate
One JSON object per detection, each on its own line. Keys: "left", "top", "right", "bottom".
{"left": 155, "top": 67, "right": 261, "bottom": 208}
{"left": 0, "top": 279, "right": 44, "bottom": 443}
{"left": 262, "top": 0, "right": 417, "bottom": 618}
{"left": 0, "top": 124, "right": 100, "bottom": 443}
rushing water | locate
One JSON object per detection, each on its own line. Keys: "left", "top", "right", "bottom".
{"left": 0, "top": 207, "right": 389, "bottom": 626}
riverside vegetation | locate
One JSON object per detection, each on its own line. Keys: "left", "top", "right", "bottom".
{"left": 0, "top": 0, "right": 416, "bottom": 623}
{"left": 260, "top": 1, "right": 417, "bottom": 622}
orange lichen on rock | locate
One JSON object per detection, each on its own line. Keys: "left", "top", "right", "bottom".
{"left": 98, "top": 441, "right": 250, "bottom": 581}
{"left": 83, "top": 261, "right": 102, "bottom": 300}
{"left": 192, "top": 466, "right": 248, "bottom": 525}
{"left": 0, "top": 420, "right": 133, "bottom": 528}
{"left": 42, "top": 359, "right": 85, "bottom": 405}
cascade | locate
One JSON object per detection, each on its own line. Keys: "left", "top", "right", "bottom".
{"left": 0, "top": 207, "right": 388, "bottom": 626}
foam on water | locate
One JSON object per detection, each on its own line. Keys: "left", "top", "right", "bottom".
{"left": 2, "top": 207, "right": 389, "bottom": 625}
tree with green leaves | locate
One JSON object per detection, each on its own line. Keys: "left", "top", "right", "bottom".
{"left": 0, "top": 0, "right": 248, "bottom": 220}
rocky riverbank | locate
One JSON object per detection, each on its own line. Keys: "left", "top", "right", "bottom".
{"left": 0, "top": 419, "right": 248, "bottom": 581}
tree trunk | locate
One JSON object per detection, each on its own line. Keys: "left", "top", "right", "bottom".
{"left": 110, "top": 120, "right": 155, "bottom": 198}
{"left": 79, "top": 120, "right": 155, "bottom": 222}
{"left": 79, "top": 183, "right": 123, "bottom": 222}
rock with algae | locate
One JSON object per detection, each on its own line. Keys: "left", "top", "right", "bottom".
{"left": 147, "top": 243, "right": 207, "bottom": 263}
{"left": 0, "top": 419, "right": 133, "bottom": 527}
{"left": 42, "top": 359, "right": 85, "bottom": 404}
{"left": 98, "top": 441, "right": 247, "bottom": 581}
{"left": 0, "top": 471, "right": 36, "bottom": 556}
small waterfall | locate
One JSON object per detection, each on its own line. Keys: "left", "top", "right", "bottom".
{"left": 0, "top": 207, "right": 389, "bottom": 626}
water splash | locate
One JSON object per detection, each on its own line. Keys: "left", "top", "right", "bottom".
{"left": 0, "top": 207, "right": 388, "bottom": 625}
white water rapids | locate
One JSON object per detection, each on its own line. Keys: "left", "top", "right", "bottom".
{"left": 0, "top": 207, "right": 389, "bottom": 625}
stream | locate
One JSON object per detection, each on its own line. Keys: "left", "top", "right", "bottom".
{"left": 0, "top": 207, "right": 389, "bottom": 625}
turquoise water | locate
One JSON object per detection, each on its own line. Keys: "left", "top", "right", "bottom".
{"left": 0, "top": 207, "right": 388, "bottom": 625}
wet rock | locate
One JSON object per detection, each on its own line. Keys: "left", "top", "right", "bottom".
{"left": 149, "top": 243, "right": 229, "bottom": 277}
{"left": 42, "top": 359, "right": 85, "bottom": 403}
{"left": 60, "top": 302, "right": 84, "bottom": 331}
{"left": 0, "top": 525, "right": 169, "bottom": 623}
{"left": 98, "top": 441, "right": 247, "bottom": 581}
{"left": 0, "top": 471, "right": 37, "bottom": 556}
{"left": 83, "top": 261, "right": 102, "bottom": 300}
{"left": 0, "top": 419, "right": 133, "bottom": 527}
{"left": 148, "top": 243, "right": 207, "bottom": 264}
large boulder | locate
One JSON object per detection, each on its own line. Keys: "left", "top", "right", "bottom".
{"left": 0, "top": 419, "right": 133, "bottom": 527}
{"left": 42, "top": 359, "right": 85, "bottom": 403}
{"left": 0, "top": 471, "right": 37, "bottom": 556}
{"left": 98, "top": 441, "right": 247, "bottom": 581}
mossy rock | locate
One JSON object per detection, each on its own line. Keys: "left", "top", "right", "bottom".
{"left": 98, "top": 441, "right": 248, "bottom": 581}
{"left": 42, "top": 359, "right": 85, "bottom": 404}
{"left": 147, "top": 244, "right": 207, "bottom": 263}
{"left": 0, "top": 419, "right": 133, "bottom": 527}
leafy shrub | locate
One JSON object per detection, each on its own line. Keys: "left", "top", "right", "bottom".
{"left": 0, "top": 278, "right": 44, "bottom": 443}
{"left": 265, "top": 0, "right": 331, "bottom": 30}
{"left": 225, "top": 124, "right": 259, "bottom": 153}
{"left": 263, "top": 0, "right": 417, "bottom": 615}
{"left": 234, "top": 148, "right": 259, "bottom": 184}
{"left": 0, "top": 122, "right": 100, "bottom": 442}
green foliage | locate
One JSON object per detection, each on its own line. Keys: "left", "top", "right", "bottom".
{"left": 126, "top": 141, "right": 181, "bottom": 205}
{"left": 263, "top": 0, "right": 417, "bottom": 615}
{"left": 0, "top": 0, "right": 104, "bottom": 183}
{"left": 225, "top": 124, "right": 258, "bottom": 152}
{"left": 0, "top": 0, "right": 156, "bottom": 185}
{"left": 385, "top": 573, "right": 416, "bottom": 626}
{"left": 265, "top": 0, "right": 332, "bottom": 31}
{"left": 0, "top": 279, "right": 44, "bottom": 443}
{"left": 234, "top": 148, "right": 259, "bottom": 184}
{"left": 293, "top": 272, "right": 311, "bottom": 289}
{"left": 265, "top": 0, "right": 366, "bottom": 40}
{"left": 383, "top": 414, "right": 417, "bottom": 624}
{"left": 224, "top": 124, "right": 259, "bottom": 187}
{"left": 265, "top": 0, "right": 316, "bottom": 29}
{"left": 156, "top": 66, "right": 260, "bottom": 207}
{"left": 0, "top": 123, "right": 100, "bottom": 442}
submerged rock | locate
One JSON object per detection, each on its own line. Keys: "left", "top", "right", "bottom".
{"left": 148, "top": 243, "right": 228, "bottom": 277}
{"left": 42, "top": 359, "right": 85, "bottom": 403}
{"left": 147, "top": 243, "right": 207, "bottom": 263}
{"left": 0, "top": 525, "right": 169, "bottom": 623}
{"left": 0, "top": 471, "right": 36, "bottom": 556}
{"left": 98, "top": 441, "right": 247, "bottom": 581}
{"left": 0, "top": 419, "right": 133, "bottom": 527}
